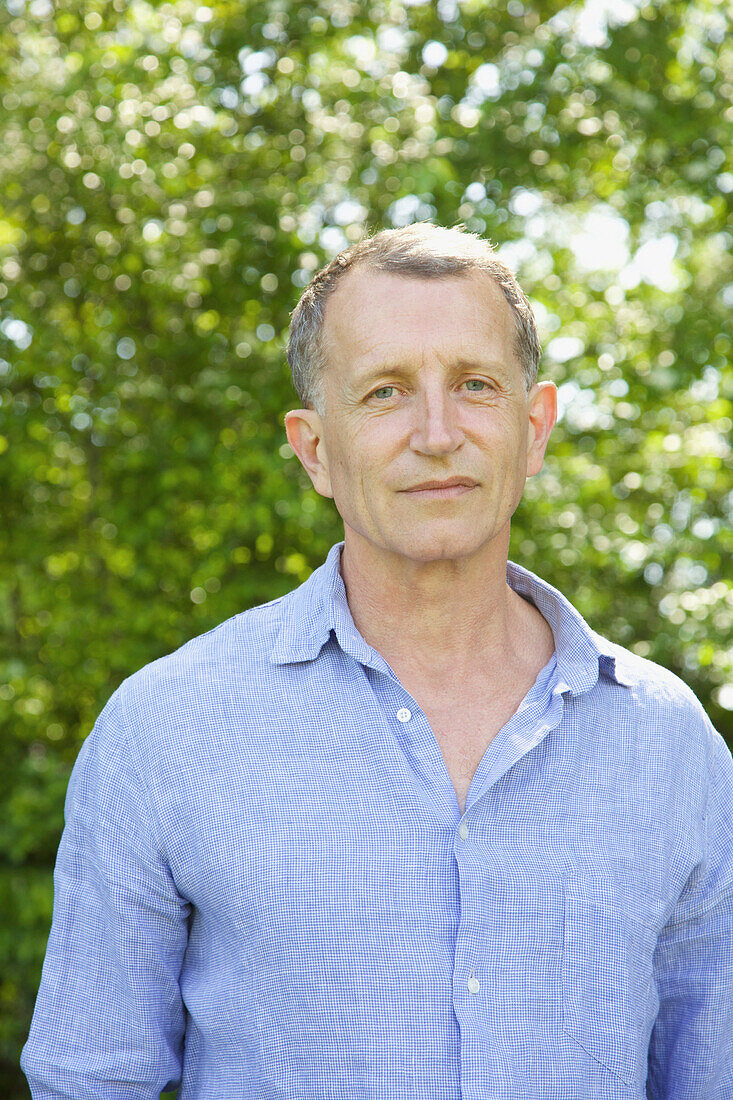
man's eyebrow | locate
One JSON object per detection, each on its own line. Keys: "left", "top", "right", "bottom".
{"left": 351, "top": 363, "right": 411, "bottom": 385}
{"left": 454, "top": 357, "right": 508, "bottom": 374}
{"left": 352, "top": 357, "right": 507, "bottom": 383}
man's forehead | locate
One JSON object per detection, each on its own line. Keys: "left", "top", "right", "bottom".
{"left": 322, "top": 264, "right": 516, "bottom": 365}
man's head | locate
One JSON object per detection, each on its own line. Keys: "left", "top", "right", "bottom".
{"left": 287, "top": 222, "right": 540, "bottom": 414}
{"left": 284, "top": 224, "right": 557, "bottom": 570}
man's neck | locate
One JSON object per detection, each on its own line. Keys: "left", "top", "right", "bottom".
{"left": 338, "top": 530, "right": 554, "bottom": 686}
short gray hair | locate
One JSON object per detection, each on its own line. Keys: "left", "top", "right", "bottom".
{"left": 286, "top": 222, "right": 541, "bottom": 411}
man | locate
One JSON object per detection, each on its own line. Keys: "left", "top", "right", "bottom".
{"left": 23, "top": 223, "right": 733, "bottom": 1099}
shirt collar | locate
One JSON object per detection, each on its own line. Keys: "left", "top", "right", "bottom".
{"left": 269, "top": 542, "right": 634, "bottom": 693}
{"left": 505, "top": 561, "right": 634, "bottom": 693}
{"left": 269, "top": 543, "right": 373, "bottom": 667}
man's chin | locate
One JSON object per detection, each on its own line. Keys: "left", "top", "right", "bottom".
{"left": 386, "top": 532, "right": 492, "bottom": 565}
{"left": 341, "top": 519, "right": 504, "bottom": 567}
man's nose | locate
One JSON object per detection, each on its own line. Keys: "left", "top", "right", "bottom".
{"left": 409, "top": 387, "right": 464, "bottom": 456}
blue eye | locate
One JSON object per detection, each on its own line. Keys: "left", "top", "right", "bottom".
{"left": 372, "top": 386, "right": 396, "bottom": 399}
{"left": 465, "top": 379, "right": 487, "bottom": 391}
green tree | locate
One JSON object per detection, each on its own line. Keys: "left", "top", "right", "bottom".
{"left": 1, "top": 0, "right": 731, "bottom": 1093}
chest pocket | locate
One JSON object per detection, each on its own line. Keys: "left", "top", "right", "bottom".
{"left": 562, "top": 873, "right": 662, "bottom": 1086}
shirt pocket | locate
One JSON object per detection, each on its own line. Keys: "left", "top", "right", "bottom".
{"left": 562, "top": 872, "right": 660, "bottom": 1087}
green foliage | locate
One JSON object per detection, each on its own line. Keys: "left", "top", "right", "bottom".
{"left": 0, "top": 0, "right": 731, "bottom": 1092}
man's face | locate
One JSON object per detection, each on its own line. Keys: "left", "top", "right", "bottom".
{"left": 286, "top": 266, "right": 556, "bottom": 566}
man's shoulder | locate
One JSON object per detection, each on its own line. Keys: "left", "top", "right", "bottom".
{"left": 512, "top": 559, "right": 715, "bottom": 736}
{"left": 591, "top": 630, "right": 716, "bottom": 737}
{"left": 595, "top": 632, "right": 698, "bottom": 698}
{"left": 116, "top": 589, "right": 294, "bottom": 714}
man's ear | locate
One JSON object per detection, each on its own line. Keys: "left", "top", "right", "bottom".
{"left": 284, "top": 408, "right": 334, "bottom": 498}
{"left": 525, "top": 381, "right": 557, "bottom": 478}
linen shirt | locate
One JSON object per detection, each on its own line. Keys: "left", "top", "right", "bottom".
{"left": 22, "top": 543, "right": 733, "bottom": 1100}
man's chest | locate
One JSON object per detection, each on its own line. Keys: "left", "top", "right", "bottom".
{"left": 416, "top": 711, "right": 496, "bottom": 813}
{"left": 167, "top": 709, "right": 675, "bottom": 1100}
{"left": 411, "top": 689, "right": 537, "bottom": 813}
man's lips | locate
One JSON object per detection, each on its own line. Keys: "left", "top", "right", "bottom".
{"left": 401, "top": 478, "right": 479, "bottom": 495}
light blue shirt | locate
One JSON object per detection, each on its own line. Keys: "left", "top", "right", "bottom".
{"left": 22, "top": 543, "right": 733, "bottom": 1099}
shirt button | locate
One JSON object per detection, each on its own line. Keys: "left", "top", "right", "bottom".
{"left": 396, "top": 708, "right": 411, "bottom": 723}
{"left": 458, "top": 822, "right": 469, "bottom": 840}
{"left": 467, "top": 975, "right": 480, "bottom": 994}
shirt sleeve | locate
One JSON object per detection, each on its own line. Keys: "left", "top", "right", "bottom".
{"left": 21, "top": 688, "right": 190, "bottom": 1100}
{"left": 646, "top": 718, "right": 733, "bottom": 1099}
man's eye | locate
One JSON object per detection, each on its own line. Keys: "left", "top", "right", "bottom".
{"left": 371, "top": 386, "right": 396, "bottom": 399}
{"left": 464, "top": 379, "right": 488, "bottom": 391}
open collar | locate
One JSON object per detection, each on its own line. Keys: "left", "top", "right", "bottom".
{"left": 270, "top": 542, "right": 634, "bottom": 694}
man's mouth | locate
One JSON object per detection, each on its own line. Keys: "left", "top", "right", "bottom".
{"left": 401, "top": 478, "right": 479, "bottom": 497}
